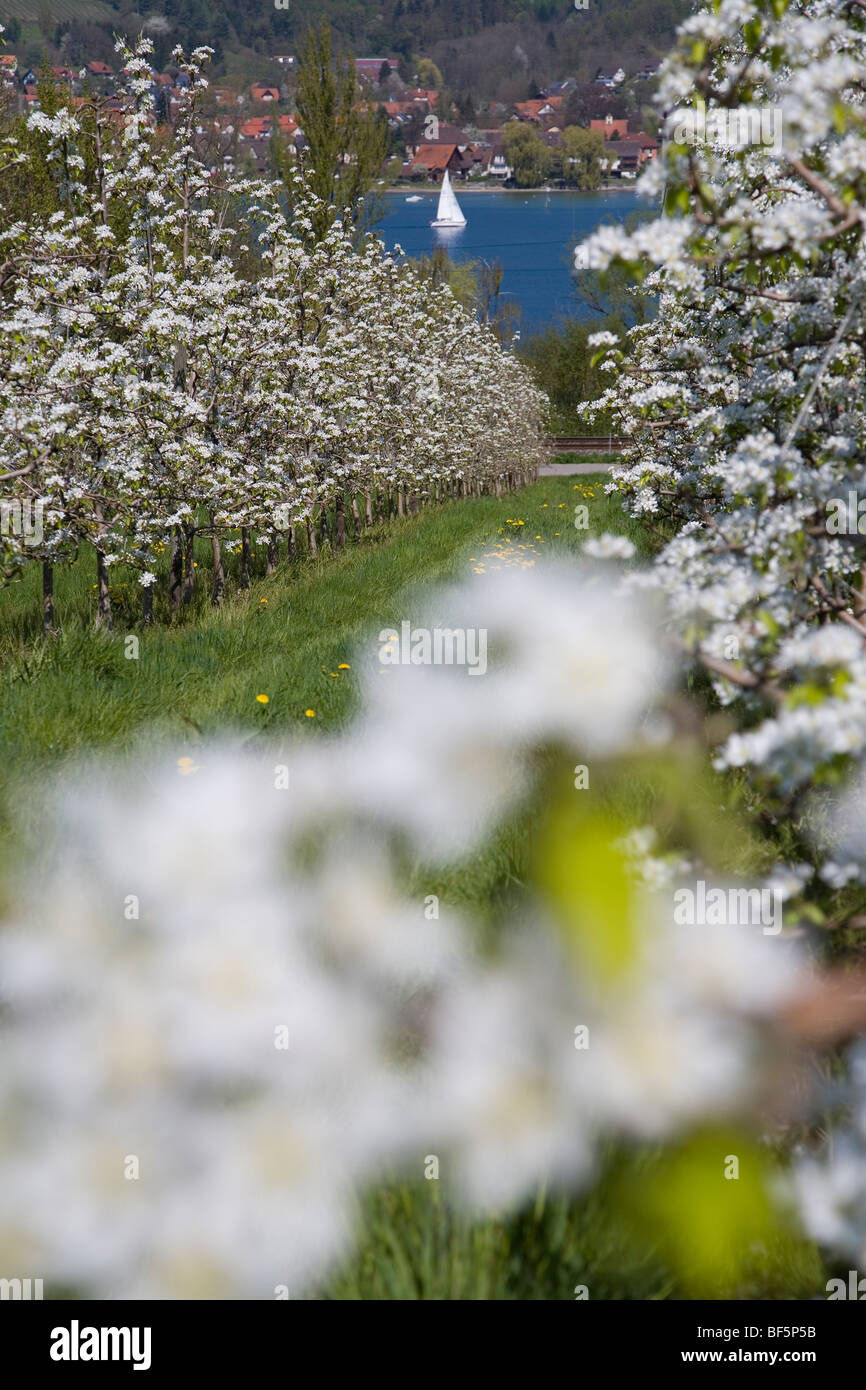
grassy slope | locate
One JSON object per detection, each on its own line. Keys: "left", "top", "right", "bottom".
{"left": 0, "top": 474, "right": 826, "bottom": 1299}
{"left": 0, "top": 475, "right": 637, "bottom": 775}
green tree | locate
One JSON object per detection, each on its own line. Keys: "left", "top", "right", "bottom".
{"left": 294, "top": 23, "right": 390, "bottom": 240}
{"left": 572, "top": 210, "right": 658, "bottom": 327}
{"left": 414, "top": 57, "right": 444, "bottom": 91}
{"left": 562, "top": 127, "right": 604, "bottom": 190}
{"left": 519, "top": 319, "right": 615, "bottom": 434}
{"left": 501, "top": 122, "right": 551, "bottom": 188}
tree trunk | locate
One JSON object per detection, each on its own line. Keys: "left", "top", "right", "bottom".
{"left": 397, "top": 489, "right": 405, "bottom": 517}
{"left": 351, "top": 494, "right": 361, "bottom": 540}
{"left": 365, "top": 491, "right": 373, "bottom": 527}
{"left": 170, "top": 525, "right": 183, "bottom": 612}
{"left": 96, "top": 548, "right": 111, "bottom": 629}
{"left": 287, "top": 524, "right": 296, "bottom": 561}
{"left": 42, "top": 560, "right": 54, "bottom": 635}
{"left": 376, "top": 489, "right": 385, "bottom": 525}
{"left": 319, "top": 506, "right": 330, "bottom": 549}
{"left": 183, "top": 525, "right": 196, "bottom": 604}
{"left": 142, "top": 582, "right": 153, "bottom": 626}
{"left": 267, "top": 533, "right": 279, "bottom": 575}
{"left": 335, "top": 493, "right": 346, "bottom": 549}
{"left": 211, "top": 524, "right": 225, "bottom": 606}
{"left": 240, "top": 526, "right": 251, "bottom": 589}
{"left": 306, "top": 515, "right": 317, "bottom": 557}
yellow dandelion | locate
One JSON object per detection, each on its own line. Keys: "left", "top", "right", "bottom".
{"left": 256, "top": 694, "right": 270, "bottom": 704}
{"left": 304, "top": 708, "right": 316, "bottom": 717}
{"left": 338, "top": 663, "right": 350, "bottom": 669}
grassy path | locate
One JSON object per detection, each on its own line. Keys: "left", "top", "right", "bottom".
{"left": 0, "top": 475, "right": 642, "bottom": 769}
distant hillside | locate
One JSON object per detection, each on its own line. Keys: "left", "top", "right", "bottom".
{"left": 0, "top": 0, "right": 692, "bottom": 102}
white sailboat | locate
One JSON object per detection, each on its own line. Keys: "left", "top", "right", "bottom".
{"left": 430, "top": 169, "right": 467, "bottom": 228}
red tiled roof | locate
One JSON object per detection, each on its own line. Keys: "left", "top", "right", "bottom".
{"left": 514, "top": 100, "right": 552, "bottom": 120}
{"left": 86, "top": 61, "right": 114, "bottom": 76}
{"left": 590, "top": 118, "right": 629, "bottom": 138}
{"left": 251, "top": 84, "right": 280, "bottom": 102}
{"left": 240, "top": 117, "right": 272, "bottom": 138}
{"left": 409, "top": 143, "right": 458, "bottom": 170}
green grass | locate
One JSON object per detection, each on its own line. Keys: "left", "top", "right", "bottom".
{"left": 0, "top": 475, "right": 639, "bottom": 779}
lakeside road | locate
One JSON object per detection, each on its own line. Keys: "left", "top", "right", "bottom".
{"left": 539, "top": 461, "right": 620, "bottom": 475}
{"left": 386, "top": 183, "right": 641, "bottom": 195}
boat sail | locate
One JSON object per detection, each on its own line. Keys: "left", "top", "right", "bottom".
{"left": 430, "top": 170, "right": 467, "bottom": 228}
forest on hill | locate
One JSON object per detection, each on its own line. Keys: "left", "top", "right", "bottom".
{"left": 0, "top": 0, "right": 692, "bottom": 101}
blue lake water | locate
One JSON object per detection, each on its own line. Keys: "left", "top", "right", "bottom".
{"left": 379, "top": 188, "right": 655, "bottom": 335}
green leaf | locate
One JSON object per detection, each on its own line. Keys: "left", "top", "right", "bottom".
{"left": 744, "top": 18, "right": 762, "bottom": 50}
{"left": 617, "top": 1130, "right": 783, "bottom": 1296}
{"left": 534, "top": 799, "right": 637, "bottom": 984}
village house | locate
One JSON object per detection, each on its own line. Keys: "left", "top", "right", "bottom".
{"left": 251, "top": 84, "right": 280, "bottom": 103}
{"left": 514, "top": 97, "right": 562, "bottom": 126}
{"left": 408, "top": 143, "right": 473, "bottom": 181}
{"left": 591, "top": 116, "right": 630, "bottom": 139}
{"left": 603, "top": 140, "right": 644, "bottom": 176}
{"left": 0, "top": 54, "right": 17, "bottom": 84}
{"left": 355, "top": 58, "right": 399, "bottom": 83}
{"left": 632, "top": 132, "right": 660, "bottom": 157}
{"left": 416, "top": 121, "right": 472, "bottom": 148}
{"left": 83, "top": 60, "right": 114, "bottom": 85}
{"left": 544, "top": 79, "right": 577, "bottom": 99}
{"left": 239, "top": 116, "right": 272, "bottom": 140}
{"left": 476, "top": 131, "right": 513, "bottom": 179}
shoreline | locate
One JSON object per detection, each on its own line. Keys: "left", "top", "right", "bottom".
{"left": 384, "top": 183, "right": 641, "bottom": 196}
